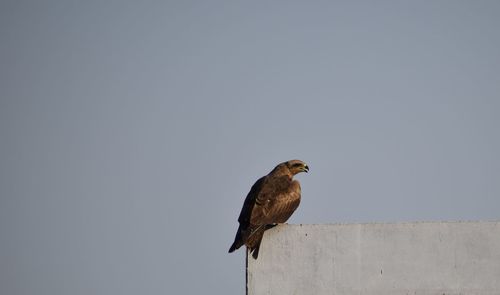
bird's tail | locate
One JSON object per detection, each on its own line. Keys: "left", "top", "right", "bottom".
{"left": 248, "top": 224, "right": 278, "bottom": 259}
{"left": 250, "top": 238, "right": 262, "bottom": 259}
{"left": 229, "top": 224, "right": 274, "bottom": 259}
{"left": 228, "top": 225, "right": 244, "bottom": 253}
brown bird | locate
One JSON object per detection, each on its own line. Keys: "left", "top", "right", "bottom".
{"left": 229, "top": 159, "right": 309, "bottom": 259}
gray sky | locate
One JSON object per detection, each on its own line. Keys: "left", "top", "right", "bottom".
{"left": 1, "top": 1, "right": 499, "bottom": 294}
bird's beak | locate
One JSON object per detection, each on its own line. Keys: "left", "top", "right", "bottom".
{"left": 303, "top": 165, "right": 309, "bottom": 173}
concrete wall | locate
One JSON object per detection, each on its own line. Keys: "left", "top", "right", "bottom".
{"left": 247, "top": 221, "right": 500, "bottom": 295}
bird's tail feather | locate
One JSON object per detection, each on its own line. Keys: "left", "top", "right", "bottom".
{"left": 228, "top": 226, "right": 244, "bottom": 253}
{"left": 228, "top": 240, "right": 240, "bottom": 253}
{"left": 251, "top": 240, "right": 262, "bottom": 259}
{"left": 229, "top": 224, "right": 276, "bottom": 257}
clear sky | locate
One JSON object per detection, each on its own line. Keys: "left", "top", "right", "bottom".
{"left": 1, "top": 1, "right": 499, "bottom": 294}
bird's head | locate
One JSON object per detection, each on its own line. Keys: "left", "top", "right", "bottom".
{"left": 285, "top": 159, "right": 309, "bottom": 175}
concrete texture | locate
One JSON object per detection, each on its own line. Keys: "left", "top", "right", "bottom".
{"left": 247, "top": 221, "right": 500, "bottom": 295}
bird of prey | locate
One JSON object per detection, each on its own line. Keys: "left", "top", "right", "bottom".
{"left": 229, "top": 159, "right": 309, "bottom": 259}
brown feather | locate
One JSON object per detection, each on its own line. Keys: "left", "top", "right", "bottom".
{"left": 229, "top": 160, "right": 307, "bottom": 259}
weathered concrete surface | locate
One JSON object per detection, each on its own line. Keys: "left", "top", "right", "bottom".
{"left": 247, "top": 221, "right": 500, "bottom": 295}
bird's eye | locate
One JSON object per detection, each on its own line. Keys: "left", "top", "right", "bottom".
{"left": 292, "top": 163, "right": 302, "bottom": 167}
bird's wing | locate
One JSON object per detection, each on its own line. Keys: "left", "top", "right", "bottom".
{"left": 237, "top": 176, "right": 266, "bottom": 225}
{"left": 250, "top": 179, "right": 301, "bottom": 225}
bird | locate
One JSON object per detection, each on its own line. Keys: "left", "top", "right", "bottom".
{"left": 229, "top": 159, "right": 309, "bottom": 259}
